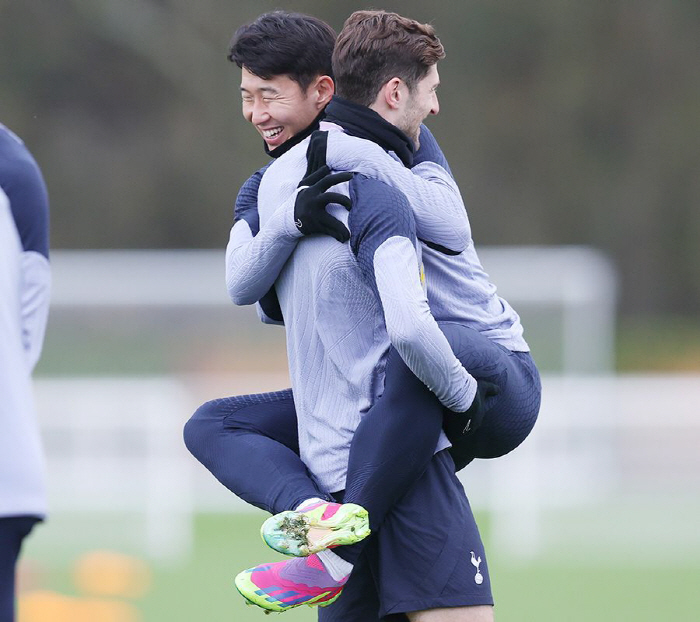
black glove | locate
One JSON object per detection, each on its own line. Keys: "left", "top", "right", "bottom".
{"left": 294, "top": 167, "right": 353, "bottom": 242}
{"left": 442, "top": 380, "right": 501, "bottom": 443}
{"left": 303, "top": 130, "right": 329, "bottom": 179}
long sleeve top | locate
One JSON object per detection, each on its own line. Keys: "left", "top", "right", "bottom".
{"left": 0, "top": 124, "right": 50, "bottom": 518}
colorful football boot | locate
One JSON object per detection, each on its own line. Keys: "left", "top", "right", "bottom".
{"left": 261, "top": 501, "right": 370, "bottom": 556}
{"left": 234, "top": 554, "right": 346, "bottom": 612}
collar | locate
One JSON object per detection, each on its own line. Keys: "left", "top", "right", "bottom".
{"left": 323, "top": 96, "right": 415, "bottom": 167}
{"left": 264, "top": 110, "right": 326, "bottom": 159}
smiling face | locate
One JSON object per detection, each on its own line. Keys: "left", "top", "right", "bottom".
{"left": 240, "top": 68, "right": 329, "bottom": 150}
{"left": 397, "top": 64, "right": 441, "bottom": 147}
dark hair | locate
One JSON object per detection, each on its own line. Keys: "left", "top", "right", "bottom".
{"left": 228, "top": 11, "right": 336, "bottom": 91}
{"left": 332, "top": 10, "right": 445, "bottom": 106}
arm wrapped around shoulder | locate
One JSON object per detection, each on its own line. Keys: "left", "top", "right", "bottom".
{"left": 225, "top": 184, "right": 302, "bottom": 306}
{"left": 326, "top": 131, "right": 469, "bottom": 253}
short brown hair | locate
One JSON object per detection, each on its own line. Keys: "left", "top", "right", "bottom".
{"left": 332, "top": 10, "right": 445, "bottom": 106}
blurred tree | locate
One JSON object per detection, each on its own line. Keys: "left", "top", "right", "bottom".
{"left": 1, "top": 0, "right": 698, "bottom": 318}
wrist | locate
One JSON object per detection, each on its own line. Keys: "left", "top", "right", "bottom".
{"left": 276, "top": 190, "right": 305, "bottom": 240}
{"left": 451, "top": 372, "right": 478, "bottom": 413}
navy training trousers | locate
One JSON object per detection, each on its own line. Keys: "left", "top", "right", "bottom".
{"left": 183, "top": 322, "right": 541, "bottom": 548}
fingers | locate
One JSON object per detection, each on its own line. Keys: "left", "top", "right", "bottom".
{"left": 323, "top": 222, "right": 351, "bottom": 243}
{"left": 298, "top": 165, "right": 331, "bottom": 188}
{"left": 305, "top": 131, "right": 329, "bottom": 176}
{"left": 319, "top": 192, "right": 352, "bottom": 211}
{"left": 316, "top": 213, "right": 350, "bottom": 243}
{"left": 312, "top": 171, "right": 354, "bottom": 192}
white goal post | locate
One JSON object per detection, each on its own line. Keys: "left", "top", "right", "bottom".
{"left": 34, "top": 247, "right": 624, "bottom": 560}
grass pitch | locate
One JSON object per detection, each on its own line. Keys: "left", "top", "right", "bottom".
{"left": 19, "top": 512, "right": 700, "bottom": 621}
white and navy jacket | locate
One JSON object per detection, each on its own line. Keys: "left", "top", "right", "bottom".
{"left": 0, "top": 124, "right": 50, "bottom": 518}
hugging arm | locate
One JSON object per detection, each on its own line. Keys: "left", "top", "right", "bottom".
{"left": 326, "top": 128, "right": 470, "bottom": 253}
{"left": 226, "top": 157, "right": 353, "bottom": 316}
{"left": 349, "top": 176, "right": 476, "bottom": 412}
{"left": 225, "top": 167, "right": 302, "bottom": 308}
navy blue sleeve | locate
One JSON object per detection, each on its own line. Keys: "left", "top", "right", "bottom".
{"left": 258, "top": 288, "right": 284, "bottom": 323}
{"left": 412, "top": 123, "right": 453, "bottom": 178}
{"left": 0, "top": 125, "right": 50, "bottom": 258}
{"left": 233, "top": 163, "right": 271, "bottom": 236}
{"left": 348, "top": 175, "right": 417, "bottom": 295}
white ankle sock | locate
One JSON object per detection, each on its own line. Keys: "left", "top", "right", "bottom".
{"left": 317, "top": 549, "right": 353, "bottom": 582}
{"left": 295, "top": 497, "right": 326, "bottom": 511}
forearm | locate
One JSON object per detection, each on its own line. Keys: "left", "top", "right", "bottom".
{"left": 373, "top": 237, "right": 477, "bottom": 411}
{"left": 226, "top": 196, "right": 301, "bottom": 305}
{"left": 326, "top": 132, "right": 469, "bottom": 251}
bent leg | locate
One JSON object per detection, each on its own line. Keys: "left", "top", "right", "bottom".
{"left": 183, "top": 390, "right": 330, "bottom": 515}
{"left": 340, "top": 347, "right": 444, "bottom": 560}
{"left": 252, "top": 347, "right": 445, "bottom": 567}
{"left": 438, "top": 322, "right": 541, "bottom": 470}
{"left": 339, "top": 324, "right": 540, "bottom": 560}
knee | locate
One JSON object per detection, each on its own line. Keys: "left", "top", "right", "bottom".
{"left": 476, "top": 405, "right": 539, "bottom": 459}
{"left": 183, "top": 399, "right": 220, "bottom": 457}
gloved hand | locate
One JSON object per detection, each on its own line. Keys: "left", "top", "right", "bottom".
{"left": 294, "top": 166, "right": 353, "bottom": 242}
{"left": 303, "top": 130, "right": 330, "bottom": 179}
{"left": 442, "top": 379, "right": 501, "bottom": 443}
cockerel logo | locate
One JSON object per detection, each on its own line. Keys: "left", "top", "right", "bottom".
{"left": 470, "top": 551, "right": 483, "bottom": 584}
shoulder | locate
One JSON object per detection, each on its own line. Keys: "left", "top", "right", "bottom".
{"left": 326, "top": 130, "right": 391, "bottom": 161}
{"left": 234, "top": 164, "right": 271, "bottom": 234}
{"left": 0, "top": 125, "right": 46, "bottom": 193}
{"left": 0, "top": 125, "right": 49, "bottom": 258}
{"left": 412, "top": 123, "right": 452, "bottom": 175}
{"left": 348, "top": 175, "right": 416, "bottom": 257}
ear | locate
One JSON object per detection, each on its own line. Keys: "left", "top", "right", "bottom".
{"left": 382, "top": 77, "right": 403, "bottom": 110}
{"left": 311, "top": 75, "right": 335, "bottom": 109}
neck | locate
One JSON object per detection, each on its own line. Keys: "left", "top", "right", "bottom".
{"left": 323, "top": 96, "right": 415, "bottom": 167}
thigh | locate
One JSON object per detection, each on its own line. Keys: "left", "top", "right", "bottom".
{"left": 197, "top": 388, "right": 299, "bottom": 453}
{"left": 407, "top": 605, "right": 494, "bottom": 622}
{"left": 438, "top": 322, "right": 541, "bottom": 466}
{"left": 373, "top": 451, "right": 493, "bottom": 618}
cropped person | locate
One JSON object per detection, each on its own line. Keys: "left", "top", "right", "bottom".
{"left": 0, "top": 123, "right": 50, "bottom": 622}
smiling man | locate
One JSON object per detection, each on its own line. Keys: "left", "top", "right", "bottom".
{"left": 240, "top": 69, "right": 332, "bottom": 150}
{"left": 230, "top": 13, "right": 503, "bottom": 620}
{"left": 232, "top": 14, "right": 335, "bottom": 155}
{"left": 184, "top": 10, "right": 540, "bottom": 621}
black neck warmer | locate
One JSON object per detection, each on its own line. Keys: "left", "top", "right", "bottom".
{"left": 323, "top": 96, "right": 415, "bottom": 167}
